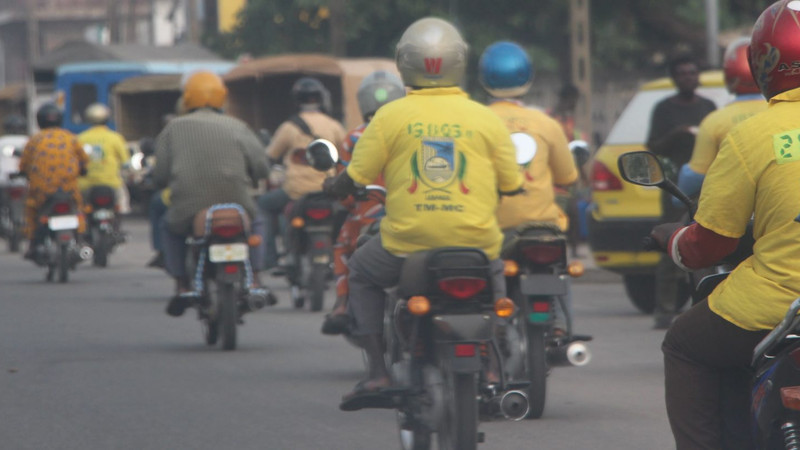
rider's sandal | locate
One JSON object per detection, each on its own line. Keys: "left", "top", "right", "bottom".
{"left": 339, "top": 380, "right": 395, "bottom": 412}
{"left": 321, "top": 313, "right": 351, "bottom": 335}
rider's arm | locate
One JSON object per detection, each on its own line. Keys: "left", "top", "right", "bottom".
{"left": 667, "top": 223, "right": 739, "bottom": 270}
{"left": 548, "top": 120, "right": 579, "bottom": 187}
{"left": 72, "top": 136, "right": 89, "bottom": 175}
{"left": 346, "top": 117, "right": 387, "bottom": 187}
{"left": 489, "top": 120, "right": 524, "bottom": 194}
{"left": 265, "top": 121, "right": 295, "bottom": 164}
{"left": 240, "top": 127, "right": 269, "bottom": 183}
{"left": 152, "top": 127, "right": 172, "bottom": 189}
{"left": 18, "top": 137, "right": 35, "bottom": 175}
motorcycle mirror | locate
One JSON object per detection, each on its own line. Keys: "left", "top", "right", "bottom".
{"left": 306, "top": 139, "right": 339, "bottom": 172}
{"left": 511, "top": 132, "right": 537, "bottom": 165}
{"left": 617, "top": 151, "right": 665, "bottom": 186}
{"left": 568, "top": 140, "right": 591, "bottom": 166}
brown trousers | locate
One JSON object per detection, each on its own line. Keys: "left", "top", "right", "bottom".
{"left": 662, "top": 300, "right": 769, "bottom": 449}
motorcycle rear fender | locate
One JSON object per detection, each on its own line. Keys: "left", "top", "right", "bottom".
{"left": 214, "top": 263, "right": 243, "bottom": 283}
{"left": 306, "top": 230, "right": 333, "bottom": 258}
{"left": 431, "top": 314, "right": 492, "bottom": 375}
{"left": 519, "top": 273, "right": 567, "bottom": 296}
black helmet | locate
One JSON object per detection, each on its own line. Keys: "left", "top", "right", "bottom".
{"left": 36, "top": 103, "right": 63, "bottom": 129}
{"left": 291, "top": 77, "right": 332, "bottom": 113}
{"left": 3, "top": 114, "right": 27, "bottom": 134}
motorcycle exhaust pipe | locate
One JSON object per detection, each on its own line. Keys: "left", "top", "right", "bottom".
{"left": 547, "top": 341, "right": 591, "bottom": 367}
{"left": 79, "top": 245, "right": 94, "bottom": 261}
{"left": 490, "top": 390, "right": 529, "bottom": 421}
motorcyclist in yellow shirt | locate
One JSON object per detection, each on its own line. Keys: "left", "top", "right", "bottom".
{"left": 674, "top": 37, "right": 767, "bottom": 204}
{"left": 77, "top": 103, "right": 130, "bottom": 240}
{"left": 324, "top": 17, "right": 523, "bottom": 411}
{"left": 649, "top": 2, "right": 800, "bottom": 446}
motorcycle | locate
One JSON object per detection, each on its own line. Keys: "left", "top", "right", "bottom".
{"left": 617, "top": 151, "right": 795, "bottom": 449}
{"left": 383, "top": 247, "right": 529, "bottom": 450}
{"left": 500, "top": 223, "right": 591, "bottom": 419}
{"left": 0, "top": 140, "right": 26, "bottom": 252}
{"left": 28, "top": 188, "right": 92, "bottom": 282}
{"left": 280, "top": 140, "right": 340, "bottom": 312}
{"left": 284, "top": 191, "right": 336, "bottom": 312}
{"left": 182, "top": 203, "right": 274, "bottom": 351}
{"left": 500, "top": 132, "right": 592, "bottom": 419}
{"left": 84, "top": 185, "right": 124, "bottom": 267}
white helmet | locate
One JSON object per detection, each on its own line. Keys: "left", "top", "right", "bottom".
{"left": 356, "top": 71, "right": 405, "bottom": 120}
{"left": 85, "top": 103, "right": 111, "bottom": 125}
{"left": 395, "top": 17, "right": 468, "bottom": 88}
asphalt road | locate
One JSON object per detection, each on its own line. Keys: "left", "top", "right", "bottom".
{"left": 0, "top": 218, "right": 674, "bottom": 450}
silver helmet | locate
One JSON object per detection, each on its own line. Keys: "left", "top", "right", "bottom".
{"left": 85, "top": 103, "right": 111, "bottom": 125}
{"left": 356, "top": 70, "right": 405, "bottom": 120}
{"left": 395, "top": 17, "right": 468, "bottom": 88}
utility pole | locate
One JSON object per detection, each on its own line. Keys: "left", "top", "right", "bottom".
{"left": 108, "top": 0, "right": 121, "bottom": 44}
{"left": 330, "top": 0, "right": 346, "bottom": 56}
{"left": 705, "top": 0, "right": 720, "bottom": 67}
{"left": 569, "top": 0, "right": 592, "bottom": 143}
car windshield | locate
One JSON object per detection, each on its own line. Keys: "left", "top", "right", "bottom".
{"left": 604, "top": 86, "right": 734, "bottom": 146}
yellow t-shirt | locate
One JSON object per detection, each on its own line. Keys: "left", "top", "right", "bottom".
{"left": 696, "top": 86, "right": 800, "bottom": 331}
{"left": 489, "top": 101, "right": 578, "bottom": 231}
{"left": 688, "top": 96, "right": 768, "bottom": 174}
{"left": 347, "top": 87, "right": 523, "bottom": 259}
{"left": 77, "top": 125, "right": 130, "bottom": 190}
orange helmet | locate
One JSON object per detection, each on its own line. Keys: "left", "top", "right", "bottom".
{"left": 182, "top": 71, "right": 227, "bottom": 111}
{"left": 749, "top": 1, "right": 800, "bottom": 99}
{"left": 723, "top": 38, "right": 760, "bottom": 95}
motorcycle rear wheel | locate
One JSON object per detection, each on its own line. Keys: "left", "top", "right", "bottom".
{"left": 309, "top": 263, "right": 327, "bottom": 312}
{"left": 438, "top": 371, "right": 478, "bottom": 450}
{"left": 523, "top": 322, "right": 547, "bottom": 419}
{"left": 7, "top": 228, "right": 19, "bottom": 253}
{"left": 218, "top": 282, "right": 237, "bottom": 351}
{"left": 92, "top": 229, "right": 108, "bottom": 267}
{"left": 58, "top": 242, "right": 69, "bottom": 283}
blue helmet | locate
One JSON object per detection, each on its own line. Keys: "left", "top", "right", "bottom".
{"left": 479, "top": 41, "right": 533, "bottom": 98}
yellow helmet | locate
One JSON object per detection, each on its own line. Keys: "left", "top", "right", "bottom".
{"left": 182, "top": 71, "right": 228, "bottom": 111}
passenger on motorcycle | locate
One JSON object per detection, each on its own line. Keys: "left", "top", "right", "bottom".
{"left": 479, "top": 41, "right": 579, "bottom": 335}
{"left": 320, "top": 70, "right": 405, "bottom": 336}
{"left": 674, "top": 37, "right": 767, "bottom": 205}
{"left": 324, "top": 17, "right": 523, "bottom": 411}
{"left": 77, "top": 103, "right": 130, "bottom": 236}
{"left": 650, "top": 2, "right": 800, "bottom": 447}
{"left": 152, "top": 71, "right": 269, "bottom": 317}
{"left": 18, "top": 103, "right": 88, "bottom": 260}
{"left": 258, "top": 77, "right": 347, "bottom": 270}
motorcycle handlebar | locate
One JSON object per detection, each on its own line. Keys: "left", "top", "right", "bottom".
{"left": 641, "top": 236, "right": 663, "bottom": 252}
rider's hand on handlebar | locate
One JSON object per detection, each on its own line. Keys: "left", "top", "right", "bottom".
{"left": 649, "top": 221, "right": 684, "bottom": 252}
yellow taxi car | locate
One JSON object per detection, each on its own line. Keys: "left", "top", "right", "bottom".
{"left": 587, "top": 71, "right": 732, "bottom": 313}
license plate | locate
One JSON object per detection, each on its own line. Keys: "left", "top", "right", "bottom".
{"left": 209, "top": 243, "right": 248, "bottom": 262}
{"left": 49, "top": 215, "right": 79, "bottom": 231}
{"left": 312, "top": 254, "right": 330, "bottom": 264}
{"left": 93, "top": 209, "right": 114, "bottom": 220}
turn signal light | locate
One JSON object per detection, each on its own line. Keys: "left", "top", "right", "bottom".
{"left": 248, "top": 234, "right": 262, "bottom": 247}
{"left": 567, "top": 261, "right": 584, "bottom": 277}
{"left": 494, "top": 297, "right": 516, "bottom": 318}
{"left": 504, "top": 260, "right": 519, "bottom": 276}
{"left": 291, "top": 217, "right": 305, "bottom": 228}
{"left": 781, "top": 386, "right": 800, "bottom": 411}
{"left": 407, "top": 296, "right": 431, "bottom": 316}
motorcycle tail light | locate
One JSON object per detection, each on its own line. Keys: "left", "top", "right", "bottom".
{"left": 454, "top": 344, "right": 476, "bottom": 358}
{"left": 305, "top": 208, "right": 332, "bottom": 220}
{"left": 437, "top": 277, "right": 487, "bottom": 300}
{"left": 211, "top": 224, "right": 243, "bottom": 238}
{"left": 223, "top": 264, "right": 239, "bottom": 274}
{"left": 52, "top": 202, "right": 71, "bottom": 214}
{"left": 781, "top": 386, "right": 800, "bottom": 411}
{"left": 521, "top": 243, "right": 564, "bottom": 265}
{"left": 93, "top": 195, "right": 113, "bottom": 207}
{"left": 532, "top": 301, "right": 550, "bottom": 312}
{"left": 8, "top": 187, "right": 24, "bottom": 199}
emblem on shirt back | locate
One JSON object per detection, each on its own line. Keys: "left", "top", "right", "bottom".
{"left": 409, "top": 138, "right": 469, "bottom": 194}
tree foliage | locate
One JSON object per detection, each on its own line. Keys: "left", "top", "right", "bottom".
{"left": 205, "top": 0, "right": 774, "bottom": 79}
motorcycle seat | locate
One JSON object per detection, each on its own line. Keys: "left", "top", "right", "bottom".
{"left": 192, "top": 206, "right": 251, "bottom": 238}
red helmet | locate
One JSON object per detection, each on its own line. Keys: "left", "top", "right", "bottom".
{"left": 749, "top": 0, "right": 800, "bottom": 99}
{"left": 724, "top": 38, "right": 760, "bottom": 95}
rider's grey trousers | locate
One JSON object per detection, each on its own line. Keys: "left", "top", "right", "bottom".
{"left": 347, "top": 233, "right": 506, "bottom": 336}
